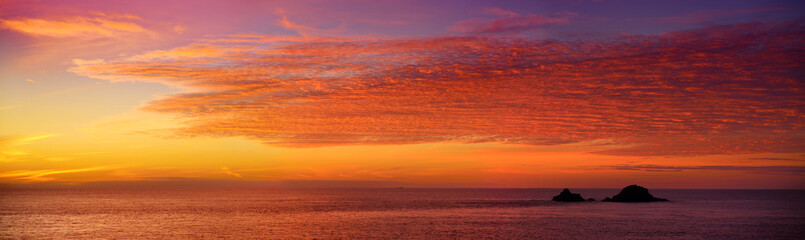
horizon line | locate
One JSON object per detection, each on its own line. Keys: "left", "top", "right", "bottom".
{"left": 1, "top": 179, "right": 802, "bottom": 190}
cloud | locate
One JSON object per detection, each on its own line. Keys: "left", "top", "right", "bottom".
{"left": 172, "top": 24, "right": 187, "bottom": 34}
{"left": 483, "top": 7, "right": 519, "bottom": 18}
{"left": 749, "top": 157, "right": 803, "bottom": 162}
{"left": 221, "top": 167, "right": 243, "bottom": 178}
{"left": 0, "top": 166, "right": 110, "bottom": 182}
{"left": 0, "top": 14, "right": 154, "bottom": 39}
{"left": 448, "top": 8, "right": 573, "bottom": 34}
{"left": 481, "top": 168, "right": 534, "bottom": 174}
{"left": 648, "top": 8, "right": 789, "bottom": 24}
{"left": 275, "top": 8, "right": 344, "bottom": 36}
{"left": 70, "top": 21, "right": 805, "bottom": 156}
{"left": 0, "top": 134, "right": 57, "bottom": 147}
{"left": 0, "top": 134, "right": 59, "bottom": 163}
{"left": 604, "top": 164, "right": 805, "bottom": 175}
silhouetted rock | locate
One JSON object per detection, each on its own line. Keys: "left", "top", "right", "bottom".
{"left": 587, "top": 198, "right": 595, "bottom": 201}
{"left": 552, "top": 188, "right": 586, "bottom": 202}
{"left": 602, "top": 185, "right": 668, "bottom": 202}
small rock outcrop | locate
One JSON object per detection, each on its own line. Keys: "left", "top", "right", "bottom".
{"left": 602, "top": 185, "right": 668, "bottom": 202}
{"left": 552, "top": 188, "right": 586, "bottom": 202}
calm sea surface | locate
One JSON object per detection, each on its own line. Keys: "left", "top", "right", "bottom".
{"left": 1, "top": 188, "right": 803, "bottom": 239}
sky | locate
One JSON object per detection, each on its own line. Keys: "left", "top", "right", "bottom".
{"left": 0, "top": 0, "right": 803, "bottom": 189}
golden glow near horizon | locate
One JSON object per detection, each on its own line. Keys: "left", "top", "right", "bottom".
{"left": 1, "top": 0, "right": 803, "bottom": 188}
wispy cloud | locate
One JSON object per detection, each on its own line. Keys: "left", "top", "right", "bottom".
{"left": 648, "top": 8, "right": 789, "bottom": 24}
{"left": 603, "top": 164, "right": 805, "bottom": 175}
{"left": 0, "top": 134, "right": 58, "bottom": 146}
{"left": 447, "top": 15, "right": 566, "bottom": 34}
{"left": 749, "top": 157, "right": 803, "bottom": 162}
{"left": 483, "top": 7, "right": 519, "bottom": 18}
{"left": 220, "top": 167, "right": 243, "bottom": 179}
{"left": 481, "top": 168, "right": 534, "bottom": 174}
{"left": 70, "top": 21, "right": 805, "bottom": 156}
{"left": 448, "top": 9, "right": 572, "bottom": 34}
{"left": 275, "top": 8, "right": 344, "bottom": 37}
{"left": 0, "top": 14, "right": 154, "bottom": 39}
{"left": 0, "top": 166, "right": 110, "bottom": 182}
{"left": 0, "top": 134, "right": 59, "bottom": 163}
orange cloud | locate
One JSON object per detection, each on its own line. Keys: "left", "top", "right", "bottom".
{"left": 0, "top": 14, "right": 153, "bottom": 39}
{"left": 70, "top": 21, "right": 805, "bottom": 156}
{"left": 600, "top": 164, "right": 805, "bottom": 175}
{"left": 0, "top": 166, "right": 110, "bottom": 182}
{"left": 221, "top": 167, "right": 243, "bottom": 178}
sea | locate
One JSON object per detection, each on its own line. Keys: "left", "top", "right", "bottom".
{"left": 1, "top": 188, "right": 803, "bottom": 239}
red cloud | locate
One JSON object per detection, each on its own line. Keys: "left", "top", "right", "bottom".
{"left": 71, "top": 21, "right": 805, "bottom": 156}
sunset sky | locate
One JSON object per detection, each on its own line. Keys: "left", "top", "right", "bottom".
{"left": 0, "top": 0, "right": 803, "bottom": 189}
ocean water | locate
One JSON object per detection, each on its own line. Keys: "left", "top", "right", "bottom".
{"left": 1, "top": 188, "right": 803, "bottom": 239}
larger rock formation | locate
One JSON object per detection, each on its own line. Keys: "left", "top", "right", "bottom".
{"left": 552, "top": 188, "right": 586, "bottom": 202}
{"left": 602, "top": 185, "right": 668, "bottom": 202}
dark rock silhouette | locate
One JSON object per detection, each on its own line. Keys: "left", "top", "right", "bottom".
{"left": 602, "top": 185, "right": 668, "bottom": 202}
{"left": 587, "top": 198, "right": 595, "bottom": 201}
{"left": 552, "top": 188, "right": 586, "bottom": 202}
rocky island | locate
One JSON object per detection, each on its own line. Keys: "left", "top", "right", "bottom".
{"left": 552, "top": 188, "right": 588, "bottom": 202}
{"left": 603, "top": 185, "right": 668, "bottom": 202}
